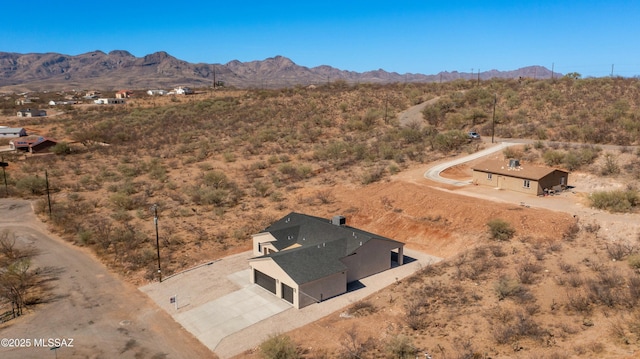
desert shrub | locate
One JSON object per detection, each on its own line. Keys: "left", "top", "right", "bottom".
{"left": 589, "top": 189, "right": 640, "bottom": 213}
{"left": 487, "top": 218, "right": 515, "bottom": 241}
{"left": 605, "top": 242, "right": 636, "bottom": 260}
{"left": 516, "top": 260, "right": 543, "bottom": 284}
{"left": 432, "top": 130, "right": 468, "bottom": 153}
{"left": 258, "top": 334, "right": 302, "bottom": 359}
{"left": 492, "top": 311, "right": 543, "bottom": 345}
{"left": 15, "top": 175, "right": 47, "bottom": 195}
{"left": 543, "top": 150, "right": 565, "bottom": 166}
{"left": 109, "top": 193, "right": 136, "bottom": 210}
{"left": 347, "top": 301, "right": 377, "bottom": 317}
{"left": 51, "top": 142, "right": 71, "bottom": 155}
{"left": 202, "top": 170, "right": 228, "bottom": 188}
{"left": 566, "top": 290, "right": 591, "bottom": 313}
{"left": 495, "top": 275, "right": 525, "bottom": 300}
{"left": 384, "top": 334, "right": 417, "bottom": 359}
{"left": 361, "top": 167, "right": 385, "bottom": 185}
{"left": 628, "top": 254, "right": 640, "bottom": 269}
{"left": 562, "top": 222, "right": 580, "bottom": 241}
{"left": 601, "top": 153, "right": 620, "bottom": 176}
{"left": 339, "top": 327, "right": 377, "bottom": 359}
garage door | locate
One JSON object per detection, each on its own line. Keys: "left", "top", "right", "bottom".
{"left": 254, "top": 269, "right": 276, "bottom": 294}
{"left": 282, "top": 283, "right": 294, "bottom": 304}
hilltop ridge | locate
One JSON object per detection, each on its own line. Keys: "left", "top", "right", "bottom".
{"left": 0, "top": 50, "right": 557, "bottom": 91}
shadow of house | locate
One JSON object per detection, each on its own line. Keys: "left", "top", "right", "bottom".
{"left": 471, "top": 159, "right": 569, "bottom": 196}
{"left": 250, "top": 212, "right": 404, "bottom": 309}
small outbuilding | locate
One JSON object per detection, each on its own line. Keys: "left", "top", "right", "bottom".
{"left": 471, "top": 159, "right": 569, "bottom": 195}
{"left": 0, "top": 127, "right": 27, "bottom": 138}
{"left": 249, "top": 212, "right": 404, "bottom": 309}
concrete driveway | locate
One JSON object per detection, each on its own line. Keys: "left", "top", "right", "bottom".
{"left": 424, "top": 141, "right": 520, "bottom": 186}
{"left": 140, "top": 248, "right": 440, "bottom": 358}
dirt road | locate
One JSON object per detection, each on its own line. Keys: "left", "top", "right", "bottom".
{"left": 0, "top": 199, "right": 213, "bottom": 359}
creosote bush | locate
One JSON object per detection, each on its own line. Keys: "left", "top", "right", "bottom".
{"left": 487, "top": 218, "right": 516, "bottom": 241}
{"left": 589, "top": 189, "right": 640, "bottom": 213}
{"left": 258, "top": 334, "right": 302, "bottom": 359}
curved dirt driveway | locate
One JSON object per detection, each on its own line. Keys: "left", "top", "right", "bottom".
{"left": 0, "top": 199, "right": 212, "bottom": 359}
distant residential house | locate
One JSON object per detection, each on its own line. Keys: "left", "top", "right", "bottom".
{"left": 174, "top": 86, "right": 193, "bottom": 95}
{"left": 84, "top": 90, "right": 101, "bottom": 99}
{"left": 146, "top": 89, "right": 167, "bottom": 96}
{"left": 471, "top": 159, "right": 569, "bottom": 195}
{"left": 9, "top": 136, "right": 57, "bottom": 153}
{"left": 15, "top": 98, "right": 33, "bottom": 106}
{"left": 48, "top": 100, "right": 78, "bottom": 106}
{"left": 249, "top": 212, "right": 405, "bottom": 309}
{"left": 94, "top": 98, "right": 125, "bottom": 105}
{"left": 17, "top": 108, "right": 47, "bottom": 117}
{"left": 115, "top": 90, "right": 133, "bottom": 99}
{"left": 0, "top": 127, "right": 27, "bottom": 138}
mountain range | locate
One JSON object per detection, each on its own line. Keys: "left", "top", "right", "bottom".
{"left": 0, "top": 50, "right": 558, "bottom": 92}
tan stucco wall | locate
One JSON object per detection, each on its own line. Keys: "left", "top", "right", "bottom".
{"left": 340, "top": 239, "right": 398, "bottom": 282}
{"left": 250, "top": 258, "right": 347, "bottom": 309}
{"left": 252, "top": 233, "right": 277, "bottom": 256}
{"left": 298, "top": 271, "right": 347, "bottom": 308}
{"left": 250, "top": 258, "right": 300, "bottom": 307}
{"left": 473, "top": 171, "right": 540, "bottom": 195}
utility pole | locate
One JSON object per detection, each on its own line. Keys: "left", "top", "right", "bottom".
{"left": 0, "top": 157, "right": 7, "bottom": 196}
{"left": 611, "top": 64, "right": 614, "bottom": 77}
{"left": 491, "top": 94, "right": 497, "bottom": 144}
{"left": 477, "top": 69, "right": 480, "bottom": 86}
{"left": 152, "top": 204, "right": 162, "bottom": 282}
{"left": 213, "top": 66, "right": 216, "bottom": 89}
{"left": 45, "top": 170, "right": 52, "bottom": 218}
{"left": 384, "top": 93, "right": 389, "bottom": 124}
{"left": 551, "top": 62, "right": 555, "bottom": 80}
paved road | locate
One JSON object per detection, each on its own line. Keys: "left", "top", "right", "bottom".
{"left": 0, "top": 199, "right": 212, "bottom": 359}
{"left": 424, "top": 142, "right": 520, "bottom": 186}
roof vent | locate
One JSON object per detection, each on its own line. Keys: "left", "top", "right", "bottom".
{"left": 332, "top": 215, "right": 346, "bottom": 226}
{"left": 508, "top": 159, "right": 520, "bottom": 168}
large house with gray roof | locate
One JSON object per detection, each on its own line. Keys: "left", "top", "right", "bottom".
{"left": 249, "top": 212, "right": 404, "bottom": 309}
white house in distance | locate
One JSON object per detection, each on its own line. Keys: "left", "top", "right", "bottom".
{"left": 173, "top": 86, "right": 193, "bottom": 95}
{"left": 249, "top": 212, "right": 405, "bottom": 309}
{"left": 48, "top": 100, "right": 78, "bottom": 106}
{"left": 94, "top": 98, "right": 125, "bottom": 105}
{"left": 0, "top": 127, "right": 27, "bottom": 138}
{"left": 147, "top": 89, "right": 167, "bottom": 96}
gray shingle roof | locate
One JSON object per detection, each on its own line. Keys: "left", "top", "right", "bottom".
{"left": 254, "top": 212, "right": 401, "bottom": 284}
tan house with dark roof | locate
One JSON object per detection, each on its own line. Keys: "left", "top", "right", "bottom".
{"left": 249, "top": 212, "right": 405, "bottom": 309}
{"left": 471, "top": 159, "right": 569, "bottom": 196}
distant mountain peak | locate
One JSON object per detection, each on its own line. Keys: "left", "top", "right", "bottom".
{"left": 108, "top": 50, "right": 134, "bottom": 57}
{"left": 0, "top": 51, "right": 560, "bottom": 92}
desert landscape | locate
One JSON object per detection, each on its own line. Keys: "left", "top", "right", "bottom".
{"left": 1, "top": 76, "right": 640, "bottom": 358}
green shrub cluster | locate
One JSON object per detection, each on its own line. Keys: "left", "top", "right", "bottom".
{"left": 589, "top": 190, "right": 640, "bottom": 213}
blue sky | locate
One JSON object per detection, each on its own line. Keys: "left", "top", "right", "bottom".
{"left": 2, "top": 1, "right": 638, "bottom": 77}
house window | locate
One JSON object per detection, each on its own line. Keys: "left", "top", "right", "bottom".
{"left": 523, "top": 180, "right": 531, "bottom": 188}
{"left": 487, "top": 173, "right": 492, "bottom": 180}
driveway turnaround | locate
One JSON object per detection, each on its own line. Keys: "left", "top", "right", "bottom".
{"left": 140, "top": 248, "right": 440, "bottom": 358}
